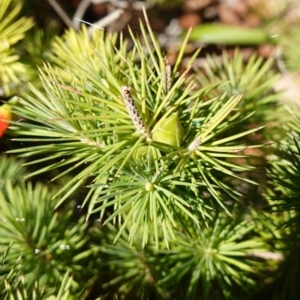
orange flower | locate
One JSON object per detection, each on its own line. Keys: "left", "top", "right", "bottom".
{"left": 0, "top": 103, "right": 12, "bottom": 137}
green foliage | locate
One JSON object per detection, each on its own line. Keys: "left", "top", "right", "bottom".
{"left": 188, "top": 24, "right": 276, "bottom": 45}
{"left": 269, "top": 139, "right": 300, "bottom": 223}
{"left": 195, "top": 49, "right": 279, "bottom": 130}
{"left": 97, "top": 214, "right": 271, "bottom": 299}
{"left": 0, "top": 164, "right": 102, "bottom": 297}
{"left": 258, "top": 101, "right": 300, "bottom": 299}
{"left": 0, "top": 245, "right": 76, "bottom": 300}
{"left": 268, "top": 102, "right": 300, "bottom": 226}
{"left": 7, "top": 17, "right": 265, "bottom": 249}
{"left": 2, "top": 3, "right": 300, "bottom": 299}
{"left": 160, "top": 216, "right": 268, "bottom": 300}
{"left": 0, "top": 155, "right": 26, "bottom": 184}
{"left": 0, "top": 0, "right": 34, "bottom": 95}
{"left": 22, "top": 22, "right": 60, "bottom": 69}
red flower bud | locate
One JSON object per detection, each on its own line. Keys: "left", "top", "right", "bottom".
{"left": 0, "top": 104, "right": 12, "bottom": 137}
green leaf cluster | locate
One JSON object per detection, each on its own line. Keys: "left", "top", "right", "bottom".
{"left": 0, "top": 0, "right": 33, "bottom": 95}
{"left": 97, "top": 214, "right": 269, "bottom": 299}
{"left": 257, "top": 102, "right": 300, "bottom": 299}
{"left": 195, "top": 49, "right": 279, "bottom": 129}
{"left": 6, "top": 14, "right": 268, "bottom": 249}
{"left": 0, "top": 156, "right": 102, "bottom": 297}
{"left": 2, "top": 4, "right": 299, "bottom": 299}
